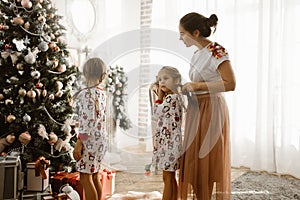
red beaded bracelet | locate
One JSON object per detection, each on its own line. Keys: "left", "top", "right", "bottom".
{"left": 155, "top": 99, "right": 163, "bottom": 104}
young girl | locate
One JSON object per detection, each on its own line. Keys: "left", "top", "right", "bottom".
{"left": 72, "top": 57, "right": 108, "bottom": 200}
{"left": 151, "top": 66, "right": 183, "bottom": 200}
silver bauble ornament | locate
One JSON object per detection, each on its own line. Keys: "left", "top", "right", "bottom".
{"left": 24, "top": 50, "right": 36, "bottom": 64}
{"left": 38, "top": 41, "right": 48, "bottom": 52}
{"left": 23, "top": 113, "right": 31, "bottom": 122}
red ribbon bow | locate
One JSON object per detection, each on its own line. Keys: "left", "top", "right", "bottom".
{"left": 35, "top": 156, "right": 50, "bottom": 179}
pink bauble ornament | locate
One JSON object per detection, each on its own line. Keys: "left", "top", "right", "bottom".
{"left": 57, "top": 64, "right": 66, "bottom": 73}
{"left": 19, "top": 131, "right": 31, "bottom": 145}
{"left": 56, "top": 81, "right": 63, "bottom": 90}
{"left": 21, "top": 0, "right": 32, "bottom": 9}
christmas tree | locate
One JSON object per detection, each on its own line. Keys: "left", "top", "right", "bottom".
{"left": 0, "top": 0, "right": 78, "bottom": 171}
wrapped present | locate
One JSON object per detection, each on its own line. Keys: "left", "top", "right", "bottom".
{"left": 0, "top": 155, "right": 23, "bottom": 200}
{"left": 62, "top": 172, "right": 85, "bottom": 200}
{"left": 51, "top": 172, "right": 68, "bottom": 193}
{"left": 26, "top": 156, "right": 50, "bottom": 191}
{"left": 100, "top": 168, "right": 116, "bottom": 198}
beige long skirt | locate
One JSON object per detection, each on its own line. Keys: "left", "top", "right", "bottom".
{"left": 178, "top": 93, "right": 231, "bottom": 200}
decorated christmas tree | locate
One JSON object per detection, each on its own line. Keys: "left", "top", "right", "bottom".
{"left": 0, "top": 0, "right": 78, "bottom": 171}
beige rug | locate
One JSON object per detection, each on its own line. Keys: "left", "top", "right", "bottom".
{"left": 108, "top": 191, "right": 162, "bottom": 200}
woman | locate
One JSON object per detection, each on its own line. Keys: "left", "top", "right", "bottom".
{"left": 178, "top": 12, "right": 236, "bottom": 200}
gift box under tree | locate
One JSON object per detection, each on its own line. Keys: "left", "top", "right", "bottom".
{"left": 100, "top": 168, "right": 116, "bottom": 199}
{"left": 0, "top": 156, "right": 23, "bottom": 200}
{"left": 26, "top": 156, "right": 50, "bottom": 192}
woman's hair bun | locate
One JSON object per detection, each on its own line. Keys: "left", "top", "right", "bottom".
{"left": 208, "top": 14, "right": 218, "bottom": 27}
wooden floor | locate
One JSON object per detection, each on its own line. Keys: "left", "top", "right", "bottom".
{"left": 104, "top": 143, "right": 249, "bottom": 196}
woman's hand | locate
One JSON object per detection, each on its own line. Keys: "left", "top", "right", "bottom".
{"left": 73, "top": 139, "right": 83, "bottom": 161}
{"left": 182, "top": 82, "right": 201, "bottom": 93}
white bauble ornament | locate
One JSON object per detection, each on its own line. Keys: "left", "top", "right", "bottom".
{"left": 5, "top": 99, "right": 14, "bottom": 105}
{"left": 31, "top": 70, "right": 40, "bottom": 79}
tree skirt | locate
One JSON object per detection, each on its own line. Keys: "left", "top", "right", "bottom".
{"left": 232, "top": 171, "right": 300, "bottom": 200}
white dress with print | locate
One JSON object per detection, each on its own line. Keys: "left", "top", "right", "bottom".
{"left": 76, "top": 86, "right": 108, "bottom": 174}
{"left": 152, "top": 94, "right": 183, "bottom": 172}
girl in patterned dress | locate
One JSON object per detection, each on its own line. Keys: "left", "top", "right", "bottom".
{"left": 73, "top": 57, "right": 108, "bottom": 200}
{"left": 151, "top": 66, "right": 184, "bottom": 200}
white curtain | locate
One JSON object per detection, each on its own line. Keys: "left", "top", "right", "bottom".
{"left": 151, "top": 0, "right": 300, "bottom": 178}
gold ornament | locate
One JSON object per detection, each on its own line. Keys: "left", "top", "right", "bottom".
{"left": 12, "top": 17, "right": 24, "bottom": 26}
{"left": 6, "top": 114, "right": 16, "bottom": 123}
{"left": 27, "top": 89, "right": 36, "bottom": 99}
{"left": 16, "top": 63, "right": 24, "bottom": 70}
{"left": 0, "top": 94, "right": 4, "bottom": 100}
{"left": 18, "top": 88, "right": 27, "bottom": 97}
